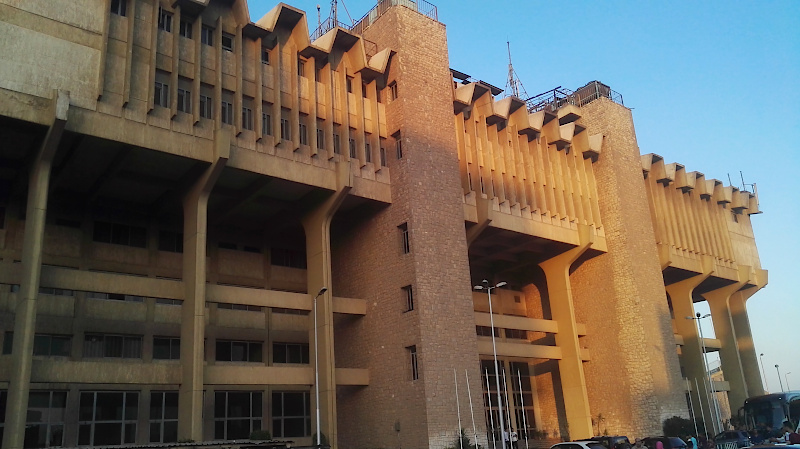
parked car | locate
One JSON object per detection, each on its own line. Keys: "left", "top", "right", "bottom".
{"left": 590, "top": 436, "right": 632, "bottom": 449}
{"left": 642, "top": 436, "right": 689, "bottom": 449}
{"left": 713, "top": 431, "right": 751, "bottom": 448}
{"left": 551, "top": 441, "right": 609, "bottom": 449}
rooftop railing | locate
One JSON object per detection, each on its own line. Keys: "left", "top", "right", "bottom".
{"left": 311, "top": 0, "right": 438, "bottom": 43}
{"left": 525, "top": 81, "right": 624, "bottom": 113}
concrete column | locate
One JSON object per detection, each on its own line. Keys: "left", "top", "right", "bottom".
{"left": 2, "top": 90, "right": 68, "bottom": 449}
{"left": 177, "top": 129, "right": 229, "bottom": 441}
{"left": 665, "top": 260, "right": 714, "bottom": 435}
{"left": 702, "top": 266, "right": 750, "bottom": 413}
{"left": 729, "top": 286, "right": 764, "bottom": 397}
{"left": 301, "top": 161, "right": 352, "bottom": 449}
{"left": 538, "top": 224, "right": 594, "bottom": 441}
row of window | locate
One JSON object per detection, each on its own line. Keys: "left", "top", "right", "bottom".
{"left": 475, "top": 326, "right": 529, "bottom": 340}
{"left": 0, "top": 389, "right": 310, "bottom": 447}
{"left": 0, "top": 333, "right": 308, "bottom": 364}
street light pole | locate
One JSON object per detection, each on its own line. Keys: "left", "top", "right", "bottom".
{"left": 759, "top": 353, "right": 769, "bottom": 393}
{"left": 786, "top": 372, "right": 792, "bottom": 391}
{"left": 475, "top": 280, "right": 507, "bottom": 448}
{"left": 776, "top": 365, "right": 784, "bottom": 393}
{"left": 313, "top": 287, "right": 328, "bottom": 448}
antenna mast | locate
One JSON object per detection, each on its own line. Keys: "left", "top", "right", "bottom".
{"left": 505, "top": 41, "right": 528, "bottom": 99}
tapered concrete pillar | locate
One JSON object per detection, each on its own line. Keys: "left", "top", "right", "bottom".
{"left": 301, "top": 162, "right": 352, "bottom": 449}
{"left": 178, "top": 130, "right": 229, "bottom": 441}
{"left": 538, "top": 224, "right": 594, "bottom": 441}
{"left": 703, "top": 266, "right": 750, "bottom": 413}
{"left": 665, "top": 258, "right": 715, "bottom": 435}
{"left": 729, "top": 268, "right": 767, "bottom": 397}
{"left": 2, "top": 90, "right": 69, "bottom": 449}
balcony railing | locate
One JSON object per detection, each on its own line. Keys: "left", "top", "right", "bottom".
{"left": 525, "top": 81, "right": 624, "bottom": 113}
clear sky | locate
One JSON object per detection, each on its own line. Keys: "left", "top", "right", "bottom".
{"left": 246, "top": 0, "right": 800, "bottom": 395}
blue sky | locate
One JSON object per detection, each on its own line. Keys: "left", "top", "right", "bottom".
{"left": 247, "top": 0, "right": 800, "bottom": 394}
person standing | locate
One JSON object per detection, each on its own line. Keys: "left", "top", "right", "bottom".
{"left": 687, "top": 435, "right": 698, "bottom": 449}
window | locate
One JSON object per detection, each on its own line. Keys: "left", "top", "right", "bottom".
{"left": 110, "top": 0, "right": 126, "bottom": 16}
{"left": 158, "top": 7, "right": 172, "bottom": 32}
{"left": 93, "top": 221, "right": 147, "bottom": 248}
{"left": 402, "top": 285, "right": 414, "bottom": 312}
{"left": 221, "top": 33, "right": 234, "bottom": 52}
{"left": 346, "top": 76, "right": 353, "bottom": 93}
{"left": 78, "top": 392, "right": 138, "bottom": 446}
{"left": 272, "top": 391, "right": 310, "bottom": 438}
{"left": 201, "top": 25, "right": 214, "bottom": 46}
{"left": 365, "top": 142, "right": 372, "bottom": 163}
{"left": 389, "top": 81, "right": 398, "bottom": 100}
{"left": 153, "top": 337, "right": 180, "bottom": 360}
{"left": 3, "top": 333, "right": 70, "bottom": 357}
{"left": 200, "top": 94, "right": 213, "bottom": 119}
{"left": 214, "top": 391, "right": 262, "bottom": 439}
{"left": 399, "top": 222, "right": 410, "bottom": 254}
{"left": 179, "top": 19, "right": 192, "bottom": 38}
{"left": 34, "top": 334, "right": 71, "bottom": 357}
{"left": 25, "top": 391, "right": 68, "bottom": 448}
{"left": 362, "top": 82, "right": 369, "bottom": 98}
{"left": 218, "top": 241, "right": 237, "bottom": 250}
{"left": 280, "top": 118, "right": 290, "bottom": 140}
{"left": 149, "top": 392, "right": 178, "bottom": 443}
{"left": 299, "top": 122, "right": 308, "bottom": 145}
{"left": 83, "top": 334, "right": 142, "bottom": 359}
{"left": 514, "top": 295, "right": 521, "bottom": 303}
{"left": 39, "top": 287, "right": 74, "bottom": 296}
{"left": 505, "top": 328, "right": 528, "bottom": 340}
{"left": 333, "top": 133, "right": 341, "bottom": 154}
{"left": 408, "top": 345, "right": 419, "bottom": 380}
{"left": 158, "top": 231, "right": 183, "bottom": 253}
{"left": 218, "top": 303, "right": 263, "bottom": 312}
{"left": 297, "top": 58, "right": 305, "bottom": 77}
{"left": 86, "top": 292, "right": 144, "bottom": 302}
{"left": 349, "top": 138, "right": 357, "bottom": 158}
{"left": 262, "top": 112, "right": 272, "bottom": 136}
{"left": 215, "top": 340, "right": 262, "bottom": 362}
{"left": 316, "top": 128, "right": 324, "bottom": 150}
{"left": 261, "top": 48, "right": 270, "bottom": 64}
{"left": 242, "top": 107, "right": 253, "bottom": 130}
{"left": 177, "top": 88, "right": 191, "bottom": 113}
{"left": 476, "top": 325, "right": 499, "bottom": 337}
{"left": 380, "top": 147, "right": 387, "bottom": 167}
{"left": 271, "top": 248, "right": 307, "bottom": 269}
{"left": 221, "top": 101, "right": 233, "bottom": 125}
{"left": 154, "top": 81, "right": 169, "bottom": 108}
{"left": 156, "top": 298, "right": 183, "bottom": 306}
{"left": 273, "top": 343, "right": 309, "bottom": 364}
{"left": 395, "top": 132, "right": 403, "bottom": 159}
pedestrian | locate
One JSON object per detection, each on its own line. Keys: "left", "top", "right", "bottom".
{"left": 687, "top": 435, "right": 698, "bottom": 449}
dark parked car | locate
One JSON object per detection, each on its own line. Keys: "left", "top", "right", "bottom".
{"left": 589, "top": 436, "right": 632, "bottom": 449}
{"left": 642, "top": 436, "right": 688, "bottom": 449}
{"left": 713, "top": 431, "right": 751, "bottom": 448}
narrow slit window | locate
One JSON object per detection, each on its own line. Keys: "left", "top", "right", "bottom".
{"left": 398, "top": 222, "right": 410, "bottom": 254}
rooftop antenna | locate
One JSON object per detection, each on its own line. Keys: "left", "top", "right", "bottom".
{"left": 330, "top": 0, "right": 337, "bottom": 25}
{"left": 317, "top": 4, "right": 321, "bottom": 30}
{"left": 505, "top": 41, "right": 528, "bottom": 99}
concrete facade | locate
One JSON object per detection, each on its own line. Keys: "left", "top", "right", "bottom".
{"left": 0, "top": 1, "right": 766, "bottom": 449}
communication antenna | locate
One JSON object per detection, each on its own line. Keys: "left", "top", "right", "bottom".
{"left": 505, "top": 41, "right": 528, "bottom": 99}
{"left": 329, "top": 0, "right": 356, "bottom": 27}
{"left": 317, "top": 4, "right": 321, "bottom": 30}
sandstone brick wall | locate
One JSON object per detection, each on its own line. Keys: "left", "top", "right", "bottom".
{"left": 568, "top": 98, "right": 689, "bottom": 438}
{"left": 332, "top": 6, "right": 486, "bottom": 449}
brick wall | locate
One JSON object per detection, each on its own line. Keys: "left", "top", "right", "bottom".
{"left": 569, "top": 98, "right": 689, "bottom": 437}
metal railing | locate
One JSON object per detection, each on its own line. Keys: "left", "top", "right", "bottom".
{"left": 311, "top": 0, "right": 438, "bottom": 42}
{"left": 525, "top": 87, "right": 579, "bottom": 113}
{"left": 525, "top": 81, "right": 624, "bottom": 113}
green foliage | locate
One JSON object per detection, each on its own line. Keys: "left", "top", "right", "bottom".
{"left": 250, "top": 430, "right": 272, "bottom": 440}
{"left": 663, "top": 416, "right": 704, "bottom": 437}
{"left": 312, "top": 432, "right": 330, "bottom": 446}
{"left": 447, "top": 428, "right": 482, "bottom": 449}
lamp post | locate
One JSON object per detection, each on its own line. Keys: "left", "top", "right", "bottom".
{"left": 474, "top": 280, "right": 507, "bottom": 448}
{"left": 313, "top": 287, "right": 328, "bottom": 448}
{"left": 786, "top": 372, "right": 792, "bottom": 391}
{"left": 686, "top": 313, "right": 720, "bottom": 435}
{"left": 759, "top": 353, "right": 769, "bottom": 393}
{"left": 775, "top": 365, "right": 784, "bottom": 393}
